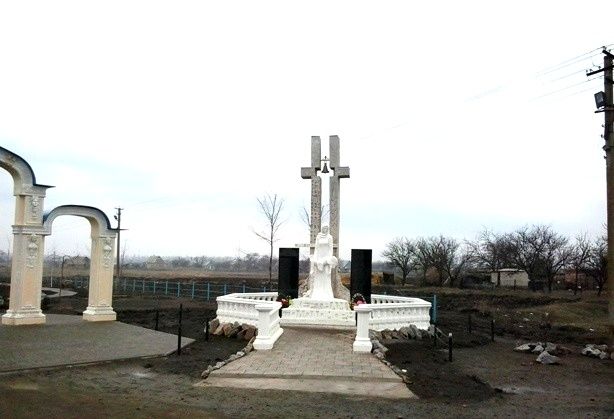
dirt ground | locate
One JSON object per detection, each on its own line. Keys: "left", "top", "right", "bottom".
{"left": 1, "top": 292, "right": 613, "bottom": 418}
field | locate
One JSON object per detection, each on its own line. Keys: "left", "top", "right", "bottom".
{"left": 1, "top": 269, "right": 612, "bottom": 418}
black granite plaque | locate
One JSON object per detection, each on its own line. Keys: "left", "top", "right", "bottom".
{"left": 350, "top": 249, "right": 372, "bottom": 303}
{"left": 278, "top": 248, "right": 299, "bottom": 298}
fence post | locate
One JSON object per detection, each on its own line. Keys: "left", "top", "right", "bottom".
{"left": 153, "top": 281, "right": 157, "bottom": 295}
{"left": 448, "top": 333, "right": 453, "bottom": 362}
{"left": 191, "top": 282, "right": 195, "bottom": 299}
{"left": 177, "top": 303, "right": 183, "bottom": 356}
{"left": 243, "top": 284, "right": 246, "bottom": 293}
{"left": 177, "top": 282, "right": 181, "bottom": 298}
{"left": 223, "top": 284, "right": 227, "bottom": 295}
{"left": 262, "top": 286, "right": 266, "bottom": 292}
{"left": 207, "top": 283, "right": 211, "bottom": 301}
{"left": 432, "top": 294, "right": 437, "bottom": 324}
{"left": 142, "top": 280, "right": 145, "bottom": 294}
{"left": 165, "top": 280, "right": 169, "bottom": 295}
{"left": 123, "top": 279, "right": 126, "bottom": 292}
{"left": 133, "top": 279, "right": 136, "bottom": 292}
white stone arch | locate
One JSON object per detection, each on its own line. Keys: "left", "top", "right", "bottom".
{"left": 1, "top": 146, "right": 52, "bottom": 325}
{"left": 43, "top": 205, "right": 117, "bottom": 321}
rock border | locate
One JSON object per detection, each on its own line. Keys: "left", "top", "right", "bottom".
{"left": 201, "top": 319, "right": 258, "bottom": 379}
{"left": 369, "top": 326, "right": 433, "bottom": 384}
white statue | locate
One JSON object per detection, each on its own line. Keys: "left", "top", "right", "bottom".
{"left": 307, "top": 225, "right": 338, "bottom": 300}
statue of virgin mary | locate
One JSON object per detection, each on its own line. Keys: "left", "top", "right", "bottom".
{"left": 306, "top": 225, "right": 338, "bottom": 300}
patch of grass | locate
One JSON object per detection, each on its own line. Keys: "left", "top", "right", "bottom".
{"left": 518, "top": 299, "right": 608, "bottom": 335}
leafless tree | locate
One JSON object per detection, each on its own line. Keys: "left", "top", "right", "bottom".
{"left": 585, "top": 234, "right": 607, "bottom": 295}
{"left": 382, "top": 237, "right": 415, "bottom": 285}
{"left": 427, "top": 235, "right": 473, "bottom": 287}
{"left": 570, "top": 233, "right": 592, "bottom": 294}
{"left": 467, "top": 229, "right": 514, "bottom": 286}
{"left": 414, "top": 238, "right": 433, "bottom": 285}
{"left": 508, "top": 225, "right": 572, "bottom": 292}
{"left": 254, "top": 194, "right": 284, "bottom": 286}
{"left": 299, "top": 205, "right": 329, "bottom": 232}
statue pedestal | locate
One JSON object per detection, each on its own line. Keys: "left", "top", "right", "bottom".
{"left": 280, "top": 297, "right": 355, "bottom": 328}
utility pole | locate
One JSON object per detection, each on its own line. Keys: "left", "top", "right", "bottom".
{"left": 587, "top": 47, "right": 614, "bottom": 336}
{"left": 114, "top": 207, "right": 124, "bottom": 284}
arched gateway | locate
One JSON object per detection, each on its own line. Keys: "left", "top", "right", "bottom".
{"left": 1, "top": 146, "right": 117, "bottom": 325}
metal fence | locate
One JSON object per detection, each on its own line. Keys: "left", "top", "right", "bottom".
{"left": 47, "top": 277, "right": 277, "bottom": 302}
{"left": 40, "top": 277, "right": 438, "bottom": 322}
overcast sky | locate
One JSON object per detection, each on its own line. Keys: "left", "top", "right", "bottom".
{"left": 0, "top": 1, "right": 611, "bottom": 261}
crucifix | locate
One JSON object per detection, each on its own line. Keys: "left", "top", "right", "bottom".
{"left": 301, "top": 135, "right": 350, "bottom": 259}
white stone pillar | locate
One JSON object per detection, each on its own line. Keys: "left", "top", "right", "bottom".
{"left": 82, "top": 234, "right": 117, "bottom": 321}
{"left": 2, "top": 228, "right": 46, "bottom": 325}
{"left": 2, "top": 188, "right": 48, "bottom": 326}
{"left": 353, "top": 305, "right": 373, "bottom": 353}
{"left": 253, "top": 301, "right": 283, "bottom": 350}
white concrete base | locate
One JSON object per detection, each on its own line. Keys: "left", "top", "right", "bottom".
{"left": 353, "top": 337, "right": 372, "bottom": 353}
{"left": 280, "top": 297, "right": 355, "bottom": 328}
{"left": 83, "top": 306, "right": 117, "bottom": 322}
{"left": 2, "top": 308, "right": 46, "bottom": 325}
{"left": 253, "top": 327, "right": 284, "bottom": 350}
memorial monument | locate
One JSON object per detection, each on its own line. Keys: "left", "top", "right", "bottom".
{"left": 215, "top": 135, "right": 432, "bottom": 349}
{"left": 281, "top": 136, "right": 354, "bottom": 327}
{"left": 299, "top": 135, "right": 350, "bottom": 300}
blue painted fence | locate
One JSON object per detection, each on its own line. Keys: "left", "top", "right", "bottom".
{"left": 45, "top": 277, "right": 275, "bottom": 302}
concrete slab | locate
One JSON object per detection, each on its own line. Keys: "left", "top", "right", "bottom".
{"left": 205, "top": 327, "right": 414, "bottom": 399}
{"left": 0, "top": 314, "right": 194, "bottom": 373}
{"left": 197, "top": 377, "right": 416, "bottom": 399}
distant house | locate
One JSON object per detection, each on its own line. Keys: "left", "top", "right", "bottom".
{"left": 67, "top": 256, "right": 90, "bottom": 268}
{"left": 490, "top": 269, "right": 529, "bottom": 287}
{"left": 146, "top": 256, "right": 167, "bottom": 270}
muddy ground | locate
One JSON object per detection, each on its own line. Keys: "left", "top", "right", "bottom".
{"left": 1, "top": 293, "right": 613, "bottom": 418}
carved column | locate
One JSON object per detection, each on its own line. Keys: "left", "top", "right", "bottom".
{"left": 82, "top": 233, "right": 117, "bottom": 321}
{"left": 329, "top": 135, "right": 350, "bottom": 300}
{"left": 2, "top": 188, "right": 48, "bottom": 325}
{"left": 301, "top": 136, "right": 322, "bottom": 253}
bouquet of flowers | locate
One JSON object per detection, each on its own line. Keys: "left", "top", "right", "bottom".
{"left": 276, "top": 294, "right": 291, "bottom": 308}
{"left": 350, "top": 293, "right": 366, "bottom": 310}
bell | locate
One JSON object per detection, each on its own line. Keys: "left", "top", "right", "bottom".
{"left": 321, "top": 162, "right": 330, "bottom": 174}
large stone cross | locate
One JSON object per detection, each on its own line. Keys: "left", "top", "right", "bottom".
{"left": 328, "top": 135, "right": 350, "bottom": 259}
{"left": 301, "top": 135, "right": 350, "bottom": 258}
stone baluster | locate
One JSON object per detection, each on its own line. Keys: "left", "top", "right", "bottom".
{"left": 253, "top": 301, "right": 283, "bottom": 350}
{"left": 353, "top": 304, "right": 373, "bottom": 352}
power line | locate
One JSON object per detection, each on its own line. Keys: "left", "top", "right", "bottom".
{"left": 531, "top": 76, "right": 604, "bottom": 101}
{"left": 536, "top": 45, "right": 612, "bottom": 76}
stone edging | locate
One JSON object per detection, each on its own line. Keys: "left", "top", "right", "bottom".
{"left": 201, "top": 319, "right": 258, "bottom": 379}
{"left": 369, "top": 326, "right": 433, "bottom": 384}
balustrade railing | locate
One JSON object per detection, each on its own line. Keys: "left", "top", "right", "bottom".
{"left": 215, "top": 292, "right": 278, "bottom": 326}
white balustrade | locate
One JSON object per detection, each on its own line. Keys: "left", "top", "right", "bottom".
{"left": 215, "top": 292, "right": 278, "bottom": 326}
{"left": 367, "top": 294, "right": 432, "bottom": 331}
{"left": 253, "top": 301, "right": 284, "bottom": 350}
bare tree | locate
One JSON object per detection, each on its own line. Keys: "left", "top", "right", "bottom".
{"left": 414, "top": 238, "right": 433, "bottom": 285}
{"left": 382, "top": 237, "right": 415, "bottom": 285}
{"left": 299, "top": 205, "right": 329, "bottom": 232}
{"left": 427, "top": 235, "right": 472, "bottom": 287}
{"left": 467, "top": 229, "right": 515, "bottom": 286}
{"left": 585, "top": 234, "right": 607, "bottom": 295}
{"left": 508, "top": 225, "right": 572, "bottom": 292}
{"left": 570, "top": 233, "right": 592, "bottom": 295}
{"left": 254, "top": 194, "right": 284, "bottom": 286}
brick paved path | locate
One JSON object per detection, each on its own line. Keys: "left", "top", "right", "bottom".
{"left": 204, "top": 327, "right": 414, "bottom": 398}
